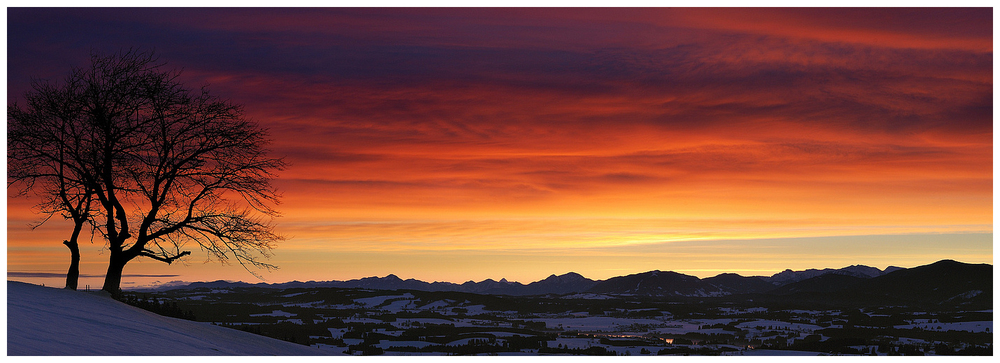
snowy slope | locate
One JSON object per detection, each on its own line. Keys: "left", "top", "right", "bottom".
{"left": 7, "top": 281, "right": 334, "bottom": 355}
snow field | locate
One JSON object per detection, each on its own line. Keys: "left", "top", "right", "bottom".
{"left": 375, "top": 340, "right": 438, "bottom": 349}
{"left": 694, "top": 318, "right": 739, "bottom": 325}
{"left": 352, "top": 293, "right": 414, "bottom": 307}
{"left": 736, "top": 319, "right": 823, "bottom": 332}
{"left": 718, "top": 307, "right": 768, "bottom": 314}
{"left": 327, "top": 327, "right": 347, "bottom": 339}
{"left": 528, "top": 316, "right": 666, "bottom": 331}
{"left": 391, "top": 318, "right": 458, "bottom": 328}
{"left": 416, "top": 300, "right": 450, "bottom": 310}
{"left": 445, "top": 337, "right": 506, "bottom": 346}
{"left": 475, "top": 331, "right": 528, "bottom": 337}
{"left": 381, "top": 298, "right": 417, "bottom": 312}
{"left": 7, "top": 281, "right": 335, "bottom": 355}
{"left": 341, "top": 317, "right": 383, "bottom": 324}
{"left": 896, "top": 337, "right": 930, "bottom": 345}
{"left": 651, "top": 320, "right": 731, "bottom": 335}
{"left": 371, "top": 328, "right": 404, "bottom": 337}
{"left": 440, "top": 304, "right": 490, "bottom": 315}
{"left": 559, "top": 293, "right": 615, "bottom": 300}
{"left": 547, "top": 337, "right": 600, "bottom": 349}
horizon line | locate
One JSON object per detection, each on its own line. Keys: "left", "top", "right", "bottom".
{"left": 10, "top": 257, "right": 984, "bottom": 288}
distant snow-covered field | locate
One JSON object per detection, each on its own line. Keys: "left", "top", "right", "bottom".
{"left": 527, "top": 316, "right": 666, "bottom": 331}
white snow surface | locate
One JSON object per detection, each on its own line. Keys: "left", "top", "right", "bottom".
{"left": 391, "top": 318, "right": 457, "bottom": 328}
{"left": 375, "top": 340, "right": 437, "bottom": 349}
{"left": 7, "top": 281, "right": 336, "bottom": 355}
{"left": 528, "top": 316, "right": 665, "bottom": 331}
{"left": 736, "top": 319, "right": 823, "bottom": 332}
{"left": 559, "top": 293, "right": 615, "bottom": 300}
{"left": 416, "top": 300, "right": 450, "bottom": 310}
{"left": 381, "top": 298, "right": 417, "bottom": 312}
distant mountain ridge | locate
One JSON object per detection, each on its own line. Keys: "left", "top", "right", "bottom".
{"left": 750, "top": 259, "right": 992, "bottom": 309}
{"left": 177, "top": 272, "right": 599, "bottom": 296}
{"left": 589, "top": 270, "right": 715, "bottom": 296}
{"left": 763, "top": 264, "right": 902, "bottom": 285}
{"left": 154, "top": 260, "right": 988, "bottom": 304}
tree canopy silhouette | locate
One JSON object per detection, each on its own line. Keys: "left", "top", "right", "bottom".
{"left": 8, "top": 76, "right": 98, "bottom": 290}
{"left": 8, "top": 49, "right": 285, "bottom": 293}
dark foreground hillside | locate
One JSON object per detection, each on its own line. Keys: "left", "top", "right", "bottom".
{"left": 7, "top": 281, "right": 335, "bottom": 355}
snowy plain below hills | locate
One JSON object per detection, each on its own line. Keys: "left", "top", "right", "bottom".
{"left": 6, "top": 281, "right": 335, "bottom": 355}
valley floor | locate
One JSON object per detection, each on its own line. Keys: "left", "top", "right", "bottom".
{"left": 134, "top": 285, "right": 992, "bottom": 356}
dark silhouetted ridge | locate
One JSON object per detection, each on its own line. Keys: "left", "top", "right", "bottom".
{"left": 587, "top": 270, "right": 714, "bottom": 296}
{"left": 768, "top": 274, "right": 866, "bottom": 295}
{"left": 523, "top": 272, "right": 598, "bottom": 295}
{"left": 703, "top": 273, "right": 776, "bottom": 295}
{"left": 859, "top": 259, "right": 992, "bottom": 308}
{"left": 156, "top": 260, "right": 989, "bottom": 306}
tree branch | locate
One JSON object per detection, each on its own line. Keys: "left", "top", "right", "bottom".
{"left": 138, "top": 249, "right": 190, "bottom": 265}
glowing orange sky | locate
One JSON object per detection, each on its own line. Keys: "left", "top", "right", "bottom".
{"left": 6, "top": 8, "right": 992, "bottom": 288}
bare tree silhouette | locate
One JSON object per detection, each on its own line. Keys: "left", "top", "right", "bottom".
{"left": 9, "top": 78, "right": 97, "bottom": 290}
{"left": 8, "top": 49, "right": 285, "bottom": 293}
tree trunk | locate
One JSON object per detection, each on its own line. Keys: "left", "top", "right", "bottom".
{"left": 63, "top": 218, "right": 86, "bottom": 290}
{"left": 102, "top": 252, "right": 128, "bottom": 294}
{"left": 63, "top": 240, "right": 80, "bottom": 290}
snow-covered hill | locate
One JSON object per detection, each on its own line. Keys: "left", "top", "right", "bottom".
{"left": 7, "top": 281, "right": 334, "bottom": 355}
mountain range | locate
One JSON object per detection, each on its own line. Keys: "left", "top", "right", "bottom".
{"left": 173, "top": 271, "right": 598, "bottom": 296}
{"left": 158, "top": 260, "right": 991, "bottom": 309}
